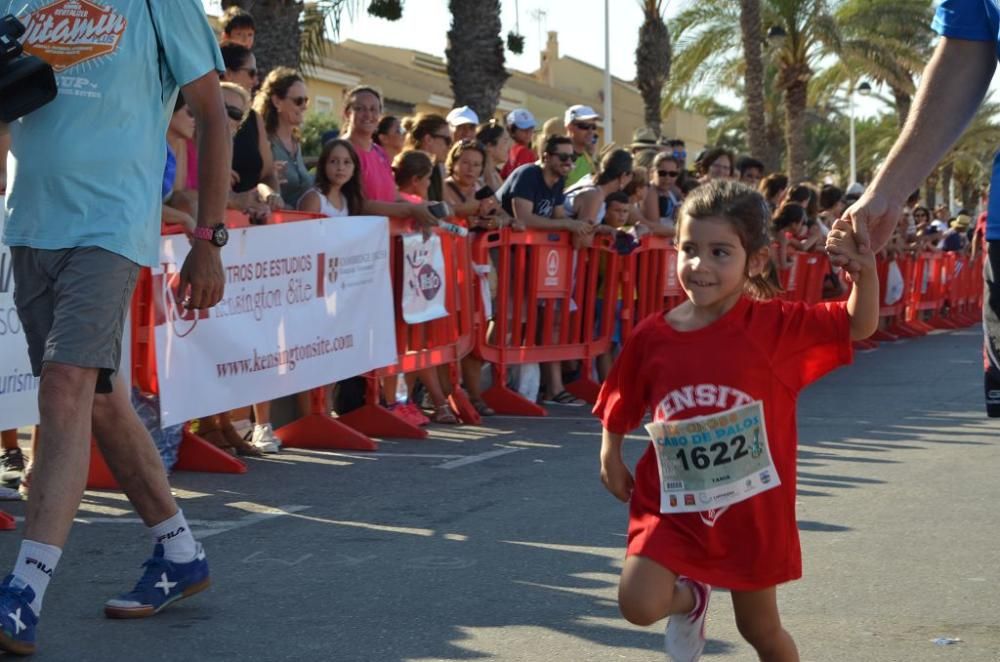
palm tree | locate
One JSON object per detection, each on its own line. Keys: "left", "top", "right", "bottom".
{"left": 446, "top": 0, "right": 509, "bottom": 120}
{"left": 669, "top": 0, "right": 927, "bottom": 183}
{"left": 221, "top": 1, "right": 400, "bottom": 75}
{"left": 739, "top": 0, "right": 768, "bottom": 166}
{"left": 635, "top": 0, "right": 671, "bottom": 136}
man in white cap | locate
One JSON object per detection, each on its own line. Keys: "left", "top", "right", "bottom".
{"left": 447, "top": 105, "right": 479, "bottom": 143}
{"left": 564, "top": 104, "right": 601, "bottom": 187}
{"left": 502, "top": 108, "right": 538, "bottom": 179}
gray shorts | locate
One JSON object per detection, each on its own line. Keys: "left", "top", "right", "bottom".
{"left": 11, "top": 246, "right": 139, "bottom": 394}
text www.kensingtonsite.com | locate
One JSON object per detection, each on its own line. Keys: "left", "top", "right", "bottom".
{"left": 215, "top": 335, "right": 354, "bottom": 377}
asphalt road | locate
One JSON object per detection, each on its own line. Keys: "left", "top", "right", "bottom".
{"left": 0, "top": 325, "right": 997, "bottom": 661}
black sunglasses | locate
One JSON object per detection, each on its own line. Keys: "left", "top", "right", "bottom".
{"left": 574, "top": 122, "right": 597, "bottom": 131}
{"left": 658, "top": 169, "right": 679, "bottom": 177}
{"left": 549, "top": 152, "right": 574, "bottom": 162}
{"left": 289, "top": 96, "right": 309, "bottom": 107}
{"left": 225, "top": 105, "right": 245, "bottom": 121}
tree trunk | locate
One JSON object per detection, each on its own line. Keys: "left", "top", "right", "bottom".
{"left": 890, "top": 84, "right": 912, "bottom": 130}
{"left": 941, "top": 162, "right": 953, "bottom": 211}
{"left": 764, "top": 112, "right": 783, "bottom": 173}
{"left": 739, "top": 0, "right": 767, "bottom": 163}
{"left": 783, "top": 78, "right": 809, "bottom": 183}
{"left": 959, "top": 180, "right": 974, "bottom": 211}
{"left": 223, "top": 0, "right": 303, "bottom": 76}
{"left": 446, "top": 0, "right": 509, "bottom": 121}
{"left": 635, "top": 2, "right": 671, "bottom": 135}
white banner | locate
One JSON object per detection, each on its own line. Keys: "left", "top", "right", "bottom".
{"left": 401, "top": 232, "right": 448, "bottom": 324}
{"left": 0, "top": 196, "right": 41, "bottom": 430}
{"left": 154, "top": 217, "right": 396, "bottom": 426}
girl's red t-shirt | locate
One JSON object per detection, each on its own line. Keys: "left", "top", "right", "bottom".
{"left": 593, "top": 297, "right": 852, "bottom": 590}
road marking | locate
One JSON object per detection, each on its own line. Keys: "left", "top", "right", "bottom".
{"left": 242, "top": 551, "right": 314, "bottom": 566}
{"left": 436, "top": 447, "right": 522, "bottom": 469}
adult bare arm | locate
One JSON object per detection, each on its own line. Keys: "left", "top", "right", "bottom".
{"left": 179, "top": 71, "right": 231, "bottom": 310}
{"left": 838, "top": 37, "right": 996, "bottom": 272}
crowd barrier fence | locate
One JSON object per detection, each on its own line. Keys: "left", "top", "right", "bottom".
{"left": 67, "top": 215, "right": 987, "bottom": 491}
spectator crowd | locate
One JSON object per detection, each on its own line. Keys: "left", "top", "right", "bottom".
{"left": 0, "top": 5, "right": 986, "bottom": 493}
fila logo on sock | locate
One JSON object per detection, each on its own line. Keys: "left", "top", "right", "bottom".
{"left": 26, "top": 557, "right": 54, "bottom": 577}
{"left": 157, "top": 526, "right": 187, "bottom": 544}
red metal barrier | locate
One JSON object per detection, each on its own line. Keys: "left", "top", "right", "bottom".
{"left": 469, "top": 229, "right": 620, "bottom": 413}
{"left": 0, "top": 510, "right": 13, "bottom": 531}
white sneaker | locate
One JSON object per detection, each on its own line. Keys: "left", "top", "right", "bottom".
{"left": 250, "top": 424, "right": 281, "bottom": 454}
{"left": 665, "top": 576, "right": 711, "bottom": 662}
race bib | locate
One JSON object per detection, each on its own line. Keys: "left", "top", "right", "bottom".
{"left": 645, "top": 401, "right": 780, "bottom": 514}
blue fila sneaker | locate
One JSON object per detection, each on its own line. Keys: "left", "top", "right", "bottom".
{"left": 0, "top": 575, "right": 38, "bottom": 656}
{"left": 104, "top": 543, "right": 210, "bottom": 619}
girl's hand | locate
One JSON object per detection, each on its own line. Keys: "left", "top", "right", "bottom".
{"left": 600, "top": 449, "right": 634, "bottom": 502}
{"left": 827, "top": 219, "right": 876, "bottom": 280}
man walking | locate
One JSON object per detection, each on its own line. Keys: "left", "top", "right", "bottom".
{"left": 0, "top": 1, "right": 229, "bottom": 654}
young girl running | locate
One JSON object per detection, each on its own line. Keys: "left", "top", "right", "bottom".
{"left": 595, "top": 180, "right": 878, "bottom": 661}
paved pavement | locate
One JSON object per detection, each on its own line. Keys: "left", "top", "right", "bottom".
{"left": 0, "top": 326, "right": 997, "bottom": 661}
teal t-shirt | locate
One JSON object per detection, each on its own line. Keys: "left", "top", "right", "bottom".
{"left": 2, "top": 0, "right": 224, "bottom": 266}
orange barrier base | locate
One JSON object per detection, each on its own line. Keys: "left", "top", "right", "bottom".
{"left": 449, "top": 388, "right": 482, "bottom": 425}
{"left": 337, "top": 403, "right": 428, "bottom": 439}
{"left": 174, "top": 429, "right": 248, "bottom": 473}
{"left": 871, "top": 330, "right": 900, "bottom": 343}
{"left": 276, "top": 413, "right": 378, "bottom": 451}
{"left": 565, "top": 377, "right": 601, "bottom": 406}
{"left": 0, "top": 510, "right": 15, "bottom": 531}
{"left": 929, "top": 316, "right": 962, "bottom": 330}
{"left": 886, "top": 321, "right": 925, "bottom": 338}
{"left": 853, "top": 339, "right": 878, "bottom": 351}
{"left": 87, "top": 439, "right": 119, "bottom": 490}
{"left": 481, "top": 384, "right": 547, "bottom": 417}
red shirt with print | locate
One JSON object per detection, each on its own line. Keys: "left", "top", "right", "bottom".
{"left": 501, "top": 143, "right": 538, "bottom": 180}
{"left": 593, "top": 297, "right": 852, "bottom": 590}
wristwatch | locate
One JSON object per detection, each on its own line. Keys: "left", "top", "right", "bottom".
{"left": 192, "top": 223, "right": 229, "bottom": 247}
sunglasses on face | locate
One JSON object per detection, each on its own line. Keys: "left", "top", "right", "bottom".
{"left": 658, "top": 169, "right": 679, "bottom": 178}
{"left": 225, "top": 105, "right": 245, "bottom": 121}
{"left": 288, "top": 96, "right": 309, "bottom": 107}
{"left": 574, "top": 122, "right": 597, "bottom": 131}
{"left": 549, "top": 152, "right": 574, "bottom": 163}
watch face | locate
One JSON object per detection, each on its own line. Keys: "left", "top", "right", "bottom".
{"left": 213, "top": 226, "right": 229, "bottom": 247}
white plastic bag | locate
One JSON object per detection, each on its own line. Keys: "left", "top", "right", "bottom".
{"left": 884, "top": 260, "right": 904, "bottom": 305}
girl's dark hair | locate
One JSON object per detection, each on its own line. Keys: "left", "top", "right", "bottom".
{"left": 222, "top": 6, "right": 255, "bottom": 34}
{"left": 913, "top": 205, "right": 931, "bottom": 218}
{"left": 678, "top": 180, "right": 781, "bottom": 299}
{"left": 605, "top": 190, "right": 630, "bottom": 206}
{"left": 475, "top": 120, "right": 506, "bottom": 146}
{"left": 772, "top": 202, "right": 807, "bottom": 233}
{"left": 696, "top": 147, "right": 735, "bottom": 176}
{"left": 596, "top": 149, "right": 634, "bottom": 186}
{"left": 314, "top": 139, "right": 364, "bottom": 215}
{"left": 787, "top": 183, "right": 818, "bottom": 218}
{"left": 253, "top": 66, "right": 304, "bottom": 137}
{"left": 345, "top": 85, "right": 383, "bottom": 109}
{"left": 220, "top": 42, "right": 253, "bottom": 73}
{"left": 374, "top": 115, "right": 398, "bottom": 147}
{"left": 402, "top": 113, "right": 449, "bottom": 151}
{"left": 393, "top": 150, "right": 434, "bottom": 188}
{"left": 760, "top": 173, "right": 788, "bottom": 201}
{"left": 819, "top": 184, "right": 843, "bottom": 211}
{"left": 445, "top": 139, "right": 486, "bottom": 177}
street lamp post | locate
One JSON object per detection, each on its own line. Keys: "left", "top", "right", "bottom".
{"left": 603, "top": 0, "right": 612, "bottom": 147}
{"left": 849, "top": 81, "right": 871, "bottom": 186}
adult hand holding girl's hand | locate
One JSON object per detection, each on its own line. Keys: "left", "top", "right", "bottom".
{"left": 826, "top": 218, "right": 876, "bottom": 282}
{"left": 835, "top": 190, "right": 899, "bottom": 273}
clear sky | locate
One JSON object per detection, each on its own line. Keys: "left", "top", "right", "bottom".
{"left": 204, "top": 1, "right": 993, "bottom": 120}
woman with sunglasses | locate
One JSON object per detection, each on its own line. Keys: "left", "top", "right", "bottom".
{"left": 402, "top": 113, "right": 451, "bottom": 201}
{"left": 254, "top": 67, "right": 314, "bottom": 208}
{"left": 220, "top": 43, "right": 282, "bottom": 214}
{"left": 641, "top": 152, "right": 682, "bottom": 236}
